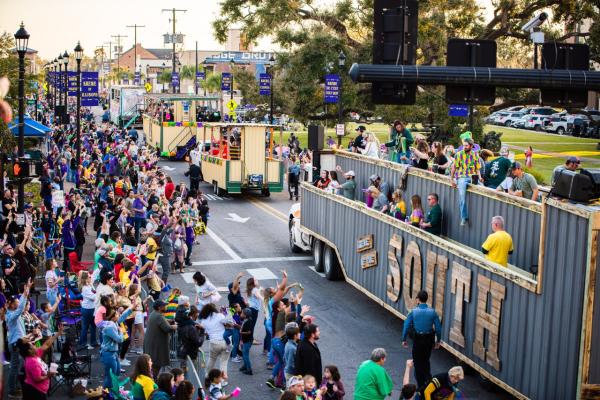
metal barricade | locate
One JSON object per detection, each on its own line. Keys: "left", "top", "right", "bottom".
{"left": 169, "top": 330, "right": 180, "bottom": 362}
{"left": 186, "top": 352, "right": 206, "bottom": 398}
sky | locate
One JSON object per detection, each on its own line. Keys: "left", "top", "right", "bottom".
{"left": 0, "top": 0, "right": 275, "bottom": 60}
{"left": 0, "top": 0, "right": 497, "bottom": 61}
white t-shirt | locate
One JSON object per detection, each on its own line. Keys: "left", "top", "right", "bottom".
{"left": 248, "top": 287, "right": 262, "bottom": 310}
{"left": 195, "top": 281, "right": 219, "bottom": 306}
{"left": 199, "top": 313, "right": 226, "bottom": 342}
{"left": 190, "top": 149, "right": 201, "bottom": 166}
{"left": 81, "top": 285, "right": 96, "bottom": 309}
{"left": 95, "top": 283, "right": 114, "bottom": 311}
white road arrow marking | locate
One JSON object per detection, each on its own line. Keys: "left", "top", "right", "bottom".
{"left": 161, "top": 166, "right": 176, "bottom": 171}
{"left": 224, "top": 213, "right": 250, "bottom": 223}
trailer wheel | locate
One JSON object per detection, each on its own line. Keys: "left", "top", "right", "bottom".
{"left": 323, "top": 245, "right": 342, "bottom": 281}
{"left": 312, "top": 239, "right": 324, "bottom": 272}
{"left": 289, "top": 220, "right": 303, "bottom": 254}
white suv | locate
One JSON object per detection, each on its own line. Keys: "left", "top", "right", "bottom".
{"left": 524, "top": 115, "right": 549, "bottom": 131}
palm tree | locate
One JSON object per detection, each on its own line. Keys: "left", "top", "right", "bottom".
{"left": 179, "top": 65, "right": 196, "bottom": 81}
{"left": 157, "top": 70, "right": 172, "bottom": 93}
{"left": 203, "top": 73, "right": 221, "bottom": 95}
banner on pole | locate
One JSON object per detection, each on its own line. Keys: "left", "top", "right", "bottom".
{"left": 259, "top": 73, "right": 271, "bottom": 96}
{"left": 196, "top": 71, "right": 205, "bottom": 81}
{"left": 68, "top": 71, "right": 78, "bottom": 97}
{"left": 81, "top": 72, "right": 99, "bottom": 106}
{"left": 324, "top": 74, "right": 340, "bottom": 103}
{"left": 134, "top": 71, "right": 141, "bottom": 85}
{"left": 221, "top": 72, "right": 232, "bottom": 91}
{"left": 171, "top": 72, "right": 179, "bottom": 87}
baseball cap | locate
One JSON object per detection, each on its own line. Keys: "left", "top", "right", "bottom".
{"left": 355, "top": 125, "right": 366, "bottom": 132}
{"left": 567, "top": 156, "right": 581, "bottom": 164}
{"left": 178, "top": 295, "right": 190, "bottom": 305}
{"left": 500, "top": 146, "right": 509, "bottom": 156}
{"left": 511, "top": 161, "right": 522, "bottom": 170}
{"left": 153, "top": 300, "right": 167, "bottom": 310}
{"left": 345, "top": 170, "right": 355, "bottom": 177}
{"left": 288, "top": 376, "right": 304, "bottom": 387}
{"left": 369, "top": 174, "right": 380, "bottom": 182}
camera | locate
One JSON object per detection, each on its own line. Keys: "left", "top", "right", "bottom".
{"left": 521, "top": 12, "right": 548, "bottom": 32}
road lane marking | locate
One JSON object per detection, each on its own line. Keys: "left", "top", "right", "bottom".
{"left": 190, "top": 256, "right": 312, "bottom": 266}
{"left": 246, "top": 267, "right": 278, "bottom": 280}
{"left": 246, "top": 197, "right": 288, "bottom": 223}
{"left": 206, "top": 228, "right": 242, "bottom": 260}
{"left": 308, "top": 265, "right": 325, "bottom": 278}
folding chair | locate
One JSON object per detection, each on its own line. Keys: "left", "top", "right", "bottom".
{"left": 49, "top": 336, "right": 92, "bottom": 396}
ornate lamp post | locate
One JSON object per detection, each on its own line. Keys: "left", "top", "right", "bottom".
{"left": 14, "top": 22, "right": 29, "bottom": 212}
{"left": 269, "top": 55, "right": 275, "bottom": 125}
{"left": 337, "top": 51, "right": 346, "bottom": 147}
{"left": 74, "top": 42, "right": 83, "bottom": 187}
{"left": 61, "top": 50, "right": 69, "bottom": 123}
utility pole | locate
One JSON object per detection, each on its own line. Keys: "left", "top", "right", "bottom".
{"left": 126, "top": 24, "right": 145, "bottom": 75}
{"left": 162, "top": 8, "right": 186, "bottom": 93}
{"left": 195, "top": 41, "right": 198, "bottom": 95}
{"left": 111, "top": 34, "right": 128, "bottom": 83}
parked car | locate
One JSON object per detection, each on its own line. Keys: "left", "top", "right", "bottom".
{"left": 499, "top": 106, "right": 525, "bottom": 113}
{"left": 545, "top": 115, "right": 569, "bottom": 134}
{"left": 490, "top": 112, "right": 509, "bottom": 125}
{"left": 511, "top": 114, "right": 529, "bottom": 129}
{"left": 524, "top": 115, "right": 550, "bottom": 131}
{"left": 530, "top": 107, "right": 560, "bottom": 116}
{"left": 496, "top": 112, "right": 525, "bottom": 127}
{"left": 568, "top": 116, "right": 591, "bottom": 137}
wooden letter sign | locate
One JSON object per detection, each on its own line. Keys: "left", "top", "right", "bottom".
{"left": 450, "top": 262, "right": 471, "bottom": 348}
{"left": 386, "top": 234, "right": 403, "bottom": 302}
{"left": 360, "top": 250, "right": 378, "bottom": 269}
{"left": 473, "top": 274, "right": 505, "bottom": 371}
{"left": 425, "top": 251, "right": 449, "bottom": 322}
{"left": 403, "top": 241, "right": 422, "bottom": 311}
{"left": 357, "top": 235, "right": 374, "bottom": 253}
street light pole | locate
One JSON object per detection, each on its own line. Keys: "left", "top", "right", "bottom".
{"left": 62, "top": 50, "right": 69, "bottom": 124}
{"left": 15, "top": 22, "right": 29, "bottom": 213}
{"left": 74, "top": 42, "right": 83, "bottom": 188}
{"left": 337, "top": 51, "right": 346, "bottom": 148}
{"left": 230, "top": 59, "right": 234, "bottom": 101}
{"left": 57, "top": 55, "right": 63, "bottom": 123}
{"left": 269, "top": 55, "right": 275, "bottom": 125}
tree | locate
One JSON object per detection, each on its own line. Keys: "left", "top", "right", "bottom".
{"left": 0, "top": 31, "right": 38, "bottom": 152}
{"left": 214, "top": 0, "right": 600, "bottom": 129}
{"left": 202, "top": 73, "right": 221, "bottom": 95}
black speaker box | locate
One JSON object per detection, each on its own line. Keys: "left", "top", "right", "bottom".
{"left": 446, "top": 38, "right": 497, "bottom": 105}
{"left": 307, "top": 125, "right": 324, "bottom": 152}
{"left": 552, "top": 169, "right": 594, "bottom": 202}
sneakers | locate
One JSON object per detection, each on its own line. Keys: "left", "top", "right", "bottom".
{"left": 242, "top": 369, "right": 253, "bottom": 375}
{"left": 460, "top": 219, "right": 468, "bottom": 226}
{"left": 226, "top": 344, "right": 232, "bottom": 353}
{"left": 266, "top": 378, "right": 276, "bottom": 389}
{"left": 266, "top": 363, "right": 274, "bottom": 370}
{"left": 87, "top": 345, "right": 95, "bottom": 350}
{"left": 120, "top": 359, "right": 131, "bottom": 366}
{"left": 231, "top": 355, "right": 243, "bottom": 363}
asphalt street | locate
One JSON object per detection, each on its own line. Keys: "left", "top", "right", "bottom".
{"left": 156, "top": 160, "right": 513, "bottom": 399}
{"left": 48, "top": 154, "right": 512, "bottom": 399}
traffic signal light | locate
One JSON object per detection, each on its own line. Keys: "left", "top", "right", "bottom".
{"left": 372, "top": 0, "right": 418, "bottom": 105}
{"left": 12, "top": 160, "right": 29, "bottom": 178}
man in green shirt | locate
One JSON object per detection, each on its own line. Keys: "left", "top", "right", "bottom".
{"left": 354, "top": 348, "right": 393, "bottom": 400}
{"left": 485, "top": 146, "right": 512, "bottom": 190}
{"left": 509, "top": 162, "right": 539, "bottom": 201}
{"left": 336, "top": 166, "right": 357, "bottom": 200}
{"left": 420, "top": 193, "right": 442, "bottom": 235}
